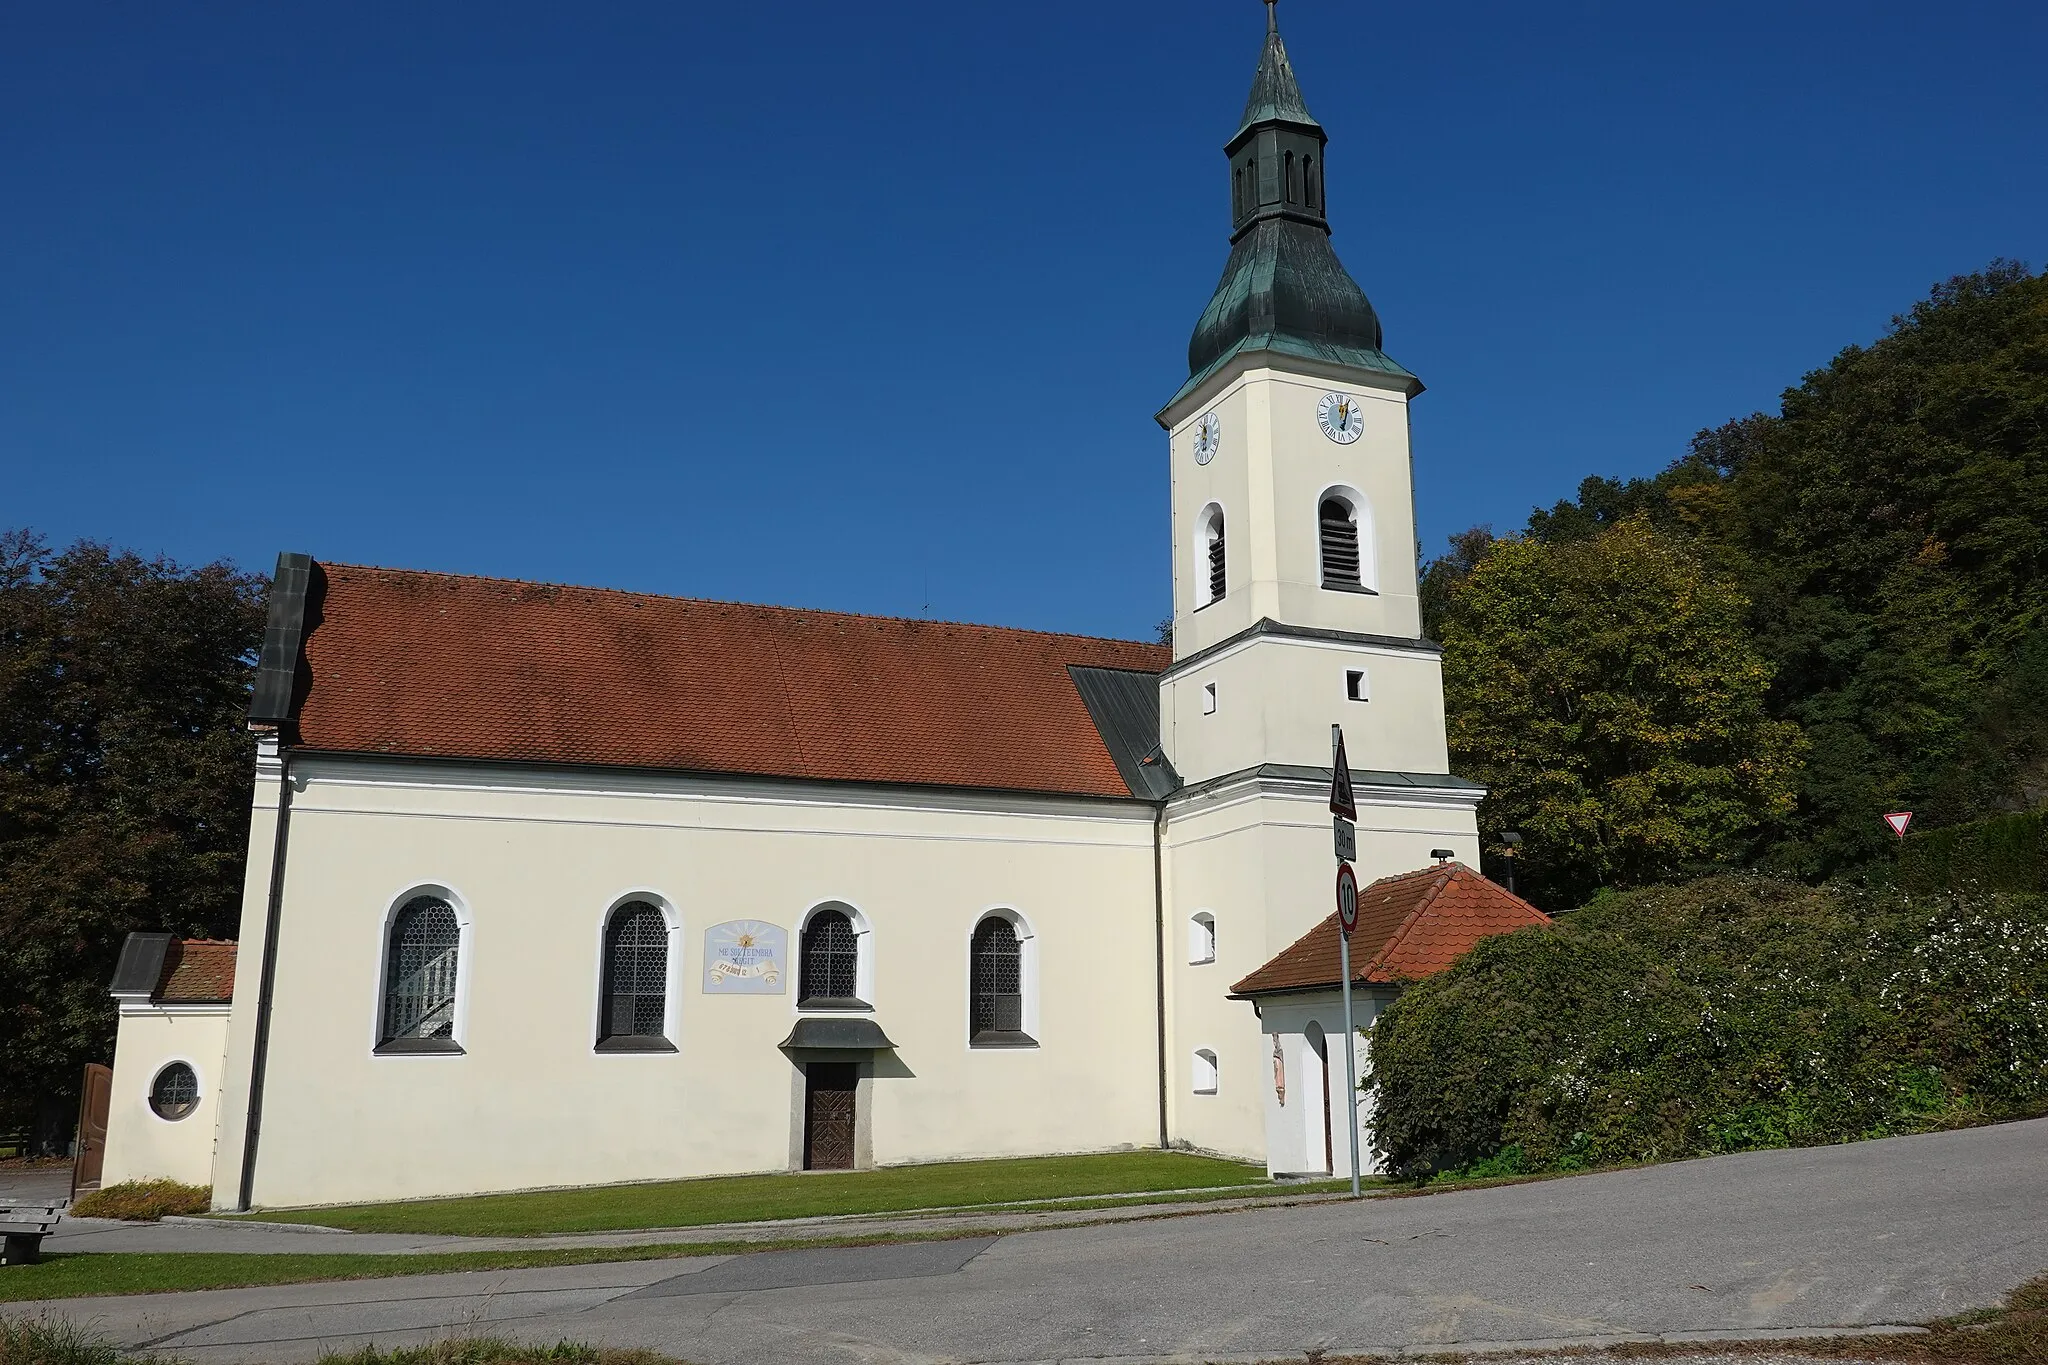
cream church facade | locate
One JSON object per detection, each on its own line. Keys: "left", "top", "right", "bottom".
{"left": 98, "top": 10, "right": 1504, "bottom": 1211}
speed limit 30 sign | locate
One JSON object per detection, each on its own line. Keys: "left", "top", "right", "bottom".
{"left": 1336, "top": 860, "right": 1359, "bottom": 934}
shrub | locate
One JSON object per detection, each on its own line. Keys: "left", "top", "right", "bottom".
{"left": 70, "top": 1180, "right": 212, "bottom": 1221}
{"left": 1899, "top": 809, "right": 2048, "bottom": 895}
{"left": 1366, "top": 876, "right": 2048, "bottom": 1176}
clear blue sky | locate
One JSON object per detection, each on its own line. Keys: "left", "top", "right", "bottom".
{"left": 5, "top": 1, "right": 2043, "bottom": 640}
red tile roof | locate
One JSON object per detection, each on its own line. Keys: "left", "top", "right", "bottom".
{"left": 1230, "top": 863, "right": 1549, "bottom": 997}
{"left": 291, "top": 563, "right": 1169, "bottom": 799}
{"left": 156, "top": 940, "right": 237, "bottom": 1004}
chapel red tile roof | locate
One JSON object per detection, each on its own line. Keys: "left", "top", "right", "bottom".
{"left": 1229, "top": 863, "right": 1549, "bottom": 997}
{"left": 289, "top": 563, "right": 1170, "bottom": 799}
{"left": 156, "top": 940, "right": 237, "bottom": 1004}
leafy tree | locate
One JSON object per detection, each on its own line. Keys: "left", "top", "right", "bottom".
{"left": 1416, "top": 524, "right": 1494, "bottom": 642}
{"left": 1440, "top": 519, "right": 1803, "bottom": 907}
{"left": 0, "top": 532, "right": 263, "bottom": 1151}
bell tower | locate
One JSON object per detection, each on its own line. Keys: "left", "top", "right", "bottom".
{"left": 1154, "top": 5, "right": 1481, "bottom": 1171}
{"left": 1155, "top": 0, "right": 1446, "bottom": 788}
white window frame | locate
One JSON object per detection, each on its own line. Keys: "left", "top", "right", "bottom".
{"left": 1189, "top": 911, "right": 1217, "bottom": 965}
{"left": 1314, "top": 484, "right": 1376, "bottom": 592}
{"left": 589, "top": 890, "right": 684, "bottom": 1053}
{"left": 965, "top": 905, "right": 1040, "bottom": 1049}
{"left": 143, "top": 1055, "right": 206, "bottom": 1125}
{"left": 370, "top": 881, "right": 473, "bottom": 1057}
{"left": 794, "top": 899, "right": 875, "bottom": 1012}
{"left": 1192, "top": 1047, "right": 1220, "bottom": 1095}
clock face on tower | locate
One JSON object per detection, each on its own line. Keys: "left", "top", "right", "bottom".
{"left": 1193, "top": 411, "right": 1221, "bottom": 465}
{"left": 1317, "top": 392, "right": 1365, "bottom": 445}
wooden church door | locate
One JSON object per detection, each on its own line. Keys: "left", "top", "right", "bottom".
{"left": 803, "top": 1063, "right": 857, "bottom": 1170}
{"left": 72, "top": 1064, "right": 112, "bottom": 1197}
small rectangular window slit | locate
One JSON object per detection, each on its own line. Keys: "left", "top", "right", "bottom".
{"left": 1202, "top": 681, "right": 1218, "bottom": 715}
{"left": 1346, "top": 670, "right": 1368, "bottom": 702}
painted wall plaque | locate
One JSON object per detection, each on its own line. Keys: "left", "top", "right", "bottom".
{"left": 702, "top": 920, "right": 787, "bottom": 994}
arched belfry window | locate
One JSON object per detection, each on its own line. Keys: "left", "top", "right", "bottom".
{"left": 597, "top": 900, "right": 673, "bottom": 1050}
{"left": 379, "top": 894, "right": 462, "bottom": 1053}
{"left": 970, "top": 915, "right": 1034, "bottom": 1047}
{"left": 799, "top": 908, "right": 864, "bottom": 1008}
{"left": 1284, "top": 150, "right": 1296, "bottom": 203}
{"left": 1197, "top": 505, "right": 1226, "bottom": 610}
{"left": 1320, "top": 497, "right": 1361, "bottom": 587}
{"left": 1305, "top": 155, "right": 1319, "bottom": 210}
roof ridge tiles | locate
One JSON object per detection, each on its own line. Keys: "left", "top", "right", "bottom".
{"left": 1228, "top": 862, "right": 1549, "bottom": 999}
{"left": 317, "top": 561, "right": 1166, "bottom": 655}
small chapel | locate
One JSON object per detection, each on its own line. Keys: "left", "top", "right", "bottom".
{"left": 96, "top": 5, "right": 1548, "bottom": 1210}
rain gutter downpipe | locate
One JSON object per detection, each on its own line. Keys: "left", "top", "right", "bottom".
{"left": 1153, "top": 802, "right": 1169, "bottom": 1149}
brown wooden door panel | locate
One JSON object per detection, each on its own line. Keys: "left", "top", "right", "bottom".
{"left": 803, "top": 1063, "right": 857, "bottom": 1171}
{"left": 72, "top": 1063, "right": 112, "bottom": 1197}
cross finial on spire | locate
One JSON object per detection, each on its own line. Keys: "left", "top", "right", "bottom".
{"left": 1264, "top": 0, "right": 1279, "bottom": 33}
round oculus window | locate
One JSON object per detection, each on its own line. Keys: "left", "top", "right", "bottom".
{"left": 150, "top": 1062, "right": 200, "bottom": 1121}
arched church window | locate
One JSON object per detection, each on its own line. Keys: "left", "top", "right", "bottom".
{"left": 598, "top": 900, "right": 670, "bottom": 1048}
{"left": 380, "top": 894, "right": 460, "bottom": 1048}
{"left": 969, "top": 916, "right": 1030, "bottom": 1046}
{"left": 1193, "top": 1048, "right": 1219, "bottom": 1094}
{"left": 1319, "top": 497, "right": 1362, "bottom": 587}
{"left": 1285, "top": 150, "right": 1296, "bottom": 204}
{"left": 799, "top": 908, "right": 862, "bottom": 1006}
{"left": 1305, "top": 155, "right": 1318, "bottom": 210}
{"left": 1198, "top": 506, "right": 1227, "bottom": 609}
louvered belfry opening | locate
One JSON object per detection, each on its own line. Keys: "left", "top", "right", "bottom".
{"left": 799, "top": 909, "right": 860, "bottom": 1005}
{"left": 1319, "top": 498, "right": 1361, "bottom": 586}
{"left": 1206, "top": 515, "right": 1227, "bottom": 605}
{"left": 600, "top": 901, "right": 669, "bottom": 1040}
{"left": 383, "top": 895, "right": 460, "bottom": 1041}
{"left": 970, "top": 917, "right": 1024, "bottom": 1043}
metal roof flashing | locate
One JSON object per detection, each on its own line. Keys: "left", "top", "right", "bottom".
{"left": 1158, "top": 337, "right": 1422, "bottom": 428}
{"left": 109, "top": 932, "right": 173, "bottom": 999}
{"left": 779, "top": 1017, "right": 898, "bottom": 1051}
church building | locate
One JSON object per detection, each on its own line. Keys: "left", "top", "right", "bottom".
{"left": 97, "top": 7, "right": 1546, "bottom": 1210}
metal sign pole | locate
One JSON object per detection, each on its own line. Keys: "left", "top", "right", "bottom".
{"left": 1340, "top": 923, "right": 1359, "bottom": 1195}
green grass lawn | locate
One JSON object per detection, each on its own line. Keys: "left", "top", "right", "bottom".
{"left": 229, "top": 1151, "right": 1267, "bottom": 1237}
{"left": 0, "top": 1233, "right": 959, "bottom": 1304}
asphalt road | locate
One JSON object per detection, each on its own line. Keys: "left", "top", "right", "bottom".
{"left": 21, "top": 1117, "right": 2048, "bottom": 1364}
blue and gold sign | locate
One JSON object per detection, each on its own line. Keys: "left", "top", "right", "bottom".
{"left": 702, "top": 920, "right": 787, "bottom": 994}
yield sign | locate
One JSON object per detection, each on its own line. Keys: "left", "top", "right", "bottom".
{"left": 1329, "top": 730, "right": 1358, "bottom": 820}
{"left": 1883, "top": 811, "right": 1913, "bottom": 838}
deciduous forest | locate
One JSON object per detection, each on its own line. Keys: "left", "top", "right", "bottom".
{"left": 1427, "top": 261, "right": 2048, "bottom": 907}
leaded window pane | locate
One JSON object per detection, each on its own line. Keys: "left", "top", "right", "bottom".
{"left": 150, "top": 1063, "right": 200, "bottom": 1120}
{"left": 971, "top": 918, "right": 1023, "bottom": 1037}
{"left": 382, "top": 895, "right": 460, "bottom": 1041}
{"left": 800, "top": 910, "right": 859, "bottom": 1002}
{"left": 602, "top": 901, "right": 669, "bottom": 1040}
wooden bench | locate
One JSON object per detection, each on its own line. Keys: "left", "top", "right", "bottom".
{"left": 0, "top": 1203, "right": 63, "bottom": 1265}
